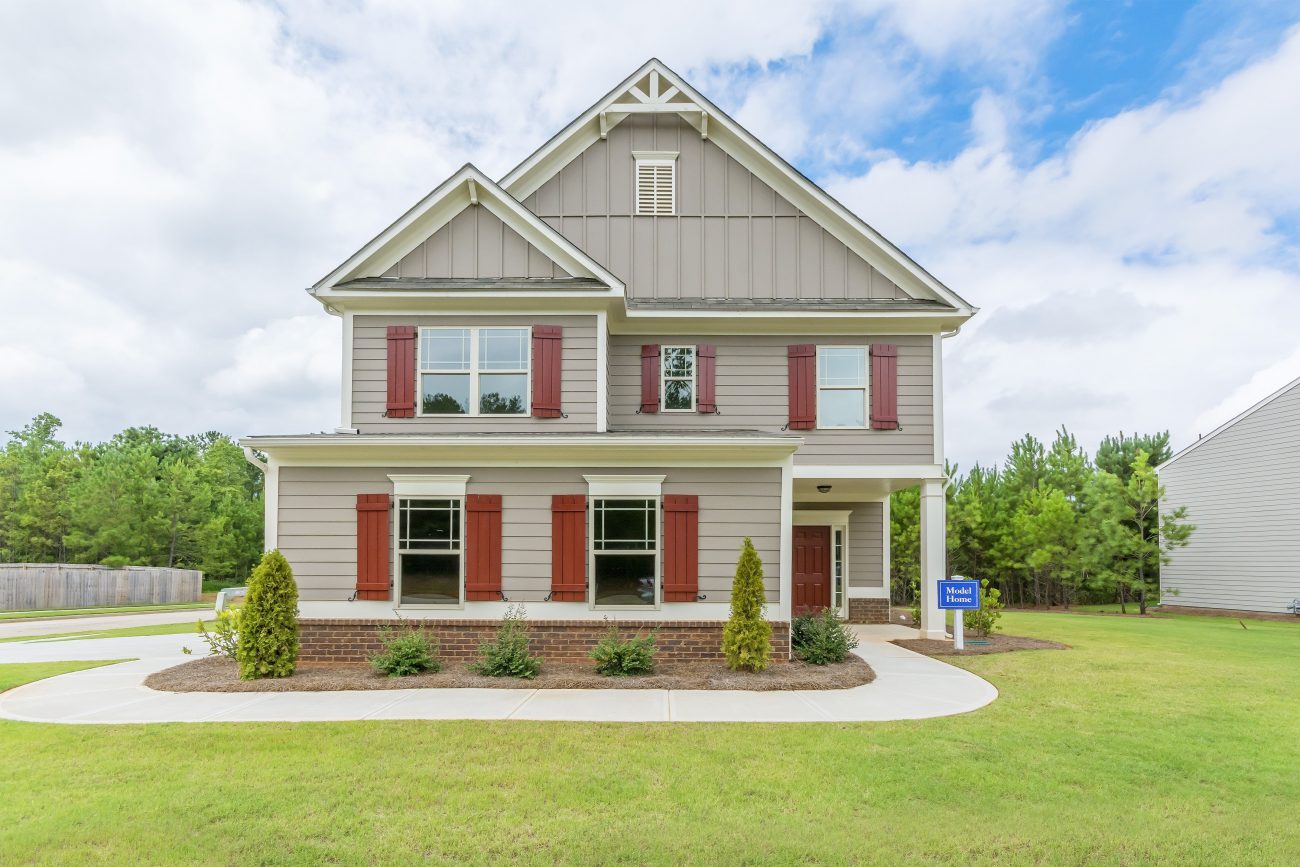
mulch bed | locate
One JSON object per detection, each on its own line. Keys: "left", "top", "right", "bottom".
{"left": 892, "top": 634, "right": 1068, "bottom": 657}
{"left": 146, "top": 655, "right": 875, "bottom": 693}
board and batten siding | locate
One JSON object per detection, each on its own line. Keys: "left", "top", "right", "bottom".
{"left": 352, "top": 314, "right": 597, "bottom": 432}
{"left": 608, "top": 334, "right": 933, "bottom": 465}
{"left": 521, "top": 113, "right": 910, "bottom": 303}
{"left": 1160, "top": 380, "right": 1300, "bottom": 614}
{"left": 793, "top": 502, "right": 884, "bottom": 589}
{"left": 276, "top": 466, "right": 781, "bottom": 604}
{"left": 379, "top": 204, "right": 570, "bottom": 280}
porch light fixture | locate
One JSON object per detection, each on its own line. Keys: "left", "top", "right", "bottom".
{"left": 817, "top": 485, "right": 832, "bottom": 494}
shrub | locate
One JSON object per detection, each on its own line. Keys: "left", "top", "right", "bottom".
{"left": 471, "top": 604, "right": 543, "bottom": 679}
{"left": 589, "top": 622, "right": 657, "bottom": 676}
{"left": 964, "top": 579, "right": 1004, "bottom": 637}
{"left": 791, "top": 608, "right": 860, "bottom": 665}
{"left": 370, "top": 626, "right": 441, "bottom": 677}
{"left": 198, "top": 607, "right": 240, "bottom": 660}
{"left": 236, "top": 550, "right": 299, "bottom": 680}
{"left": 721, "top": 537, "right": 772, "bottom": 672}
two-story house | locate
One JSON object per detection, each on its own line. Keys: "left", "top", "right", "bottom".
{"left": 241, "top": 59, "right": 975, "bottom": 663}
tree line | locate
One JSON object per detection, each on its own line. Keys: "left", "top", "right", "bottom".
{"left": 0, "top": 414, "right": 263, "bottom": 583}
{"left": 890, "top": 429, "right": 1194, "bottom": 614}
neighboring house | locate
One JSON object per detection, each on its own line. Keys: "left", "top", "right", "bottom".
{"left": 1158, "top": 376, "right": 1300, "bottom": 616}
{"left": 240, "top": 59, "right": 976, "bottom": 661}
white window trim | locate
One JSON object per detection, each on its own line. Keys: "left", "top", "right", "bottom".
{"left": 416, "top": 326, "right": 531, "bottom": 418}
{"left": 633, "top": 150, "right": 677, "bottom": 216}
{"left": 392, "top": 490, "right": 467, "bottom": 610}
{"left": 588, "top": 494, "right": 662, "bottom": 611}
{"left": 660, "top": 345, "right": 696, "bottom": 413}
{"left": 792, "top": 510, "right": 850, "bottom": 618}
{"left": 815, "top": 345, "right": 871, "bottom": 430}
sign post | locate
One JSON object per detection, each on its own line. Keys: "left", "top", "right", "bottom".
{"left": 936, "top": 577, "right": 980, "bottom": 651}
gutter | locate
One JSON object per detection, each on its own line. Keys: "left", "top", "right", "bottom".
{"left": 242, "top": 446, "right": 268, "bottom": 474}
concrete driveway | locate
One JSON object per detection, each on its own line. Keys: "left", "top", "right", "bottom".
{"left": 0, "top": 608, "right": 212, "bottom": 640}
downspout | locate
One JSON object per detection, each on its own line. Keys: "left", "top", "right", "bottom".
{"left": 242, "top": 447, "right": 268, "bottom": 474}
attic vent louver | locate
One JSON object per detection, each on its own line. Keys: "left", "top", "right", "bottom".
{"left": 634, "top": 151, "right": 676, "bottom": 215}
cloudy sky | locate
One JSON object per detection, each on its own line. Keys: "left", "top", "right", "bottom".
{"left": 3, "top": 0, "right": 1299, "bottom": 468}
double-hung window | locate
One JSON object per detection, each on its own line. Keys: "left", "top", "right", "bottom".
{"left": 816, "top": 347, "right": 869, "bottom": 428}
{"left": 419, "top": 327, "right": 529, "bottom": 416}
{"left": 396, "top": 498, "right": 463, "bottom": 605}
{"left": 661, "top": 346, "right": 695, "bottom": 411}
{"left": 591, "top": 498, "right": 659, "bottom": 607}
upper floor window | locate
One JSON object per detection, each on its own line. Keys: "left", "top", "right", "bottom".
{"left": 634, "top": 151, "right": 676, "bottom": 215}
{"left": 817, "top": 347, "right": 868, "bottom": 428}
{"left": 662, "top": 346, "right": 695, "bottom": 411}
{"left": 419, "top": 327, "right": 528, "bottom": 416}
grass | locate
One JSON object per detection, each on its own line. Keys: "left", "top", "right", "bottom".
{"left": 0, "top": 602, "right": 210, "bottom": 622}
{"left": 1, "top": 612, "right": 1298, "bottom": 865}
{"left": 0, "top": 620, "right": 213, "bottom": 644}
{"left": 0, "top": 659, "right": 126, "bottom": 691}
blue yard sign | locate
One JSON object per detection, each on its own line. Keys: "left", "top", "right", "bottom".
{"left": 937, "top": 579, "right": 981, "bottom": 610}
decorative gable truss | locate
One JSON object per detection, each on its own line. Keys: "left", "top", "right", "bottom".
{"left": 598, "top": 67, "right": 710, "bottom": 142}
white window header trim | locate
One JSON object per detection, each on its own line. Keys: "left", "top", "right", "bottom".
{"left": 583, "top": 474, "right": 666, "bottom": 497}
{"left": 389, "top": 474, "right": 471, "bottom": 497}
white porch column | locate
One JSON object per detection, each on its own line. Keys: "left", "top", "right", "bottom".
{"left": 918, "top": 478, "right": 946, "bottom": 640}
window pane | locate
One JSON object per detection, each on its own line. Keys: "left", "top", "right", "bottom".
{"left": 818, "top": 348, "right": 866, "bottom": 387}
{"left": 400, "top": 553, "right": 460, "bottom": 604}
{"left": 594, "top": 554, "right": 657, "bottom": 606}
{"left": 664, "top": 379, "right": 693, "bottom": 410}
{"left": 421, "top": 329, "right": 470, "bottom": 371}
{"left": 594, "top": 499, "right": 654, "bottom": 550}
{"left": 819, "top": 388, "right": 866, "bottom": 427}
{"left": 422, "top": 374, "right": 469, "bottom": 414}
{"left": 663, "top": 346, "right": 694, "bottom": 376}
{"left": 404, "top": 501, "right": 459, "bottom": 549}
{"left": 479, "top": 373, "right": 527, "bottom": 415}
{"left": 479, "top": 328, "right": 528, "bottom": 371}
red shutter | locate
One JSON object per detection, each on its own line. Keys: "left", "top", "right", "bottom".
{"left": 640, "top": 344, "right": 660, "bottom": 413}
{"left": 550, "top": 494, "right": 586, "bottom": 601}
{"left": 663, "top": 495, "right": 699, "bottom": 601}
{"left": 787, "top": 344, "right": 816, "bottom": 430}
{"left": 870, "top": 343, "right": 899, "bottom": 430}
{"left": 385, "top": 325, "right": 417, "bottom": 418}
{"left": 355, "top": 494, "right": 390, "bottom": 600}
{"left": 531, "top": 325, "right": 563, "bottom": 418}
{"left": 465, "top": 494, "right": 503, "bottom": 600}
{"left": 696, "top": 344, "right": 716, "bottom": 414}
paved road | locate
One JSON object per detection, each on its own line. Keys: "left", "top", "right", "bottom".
{"left": 0, "top": 608, "right": 213, "bottom": 640}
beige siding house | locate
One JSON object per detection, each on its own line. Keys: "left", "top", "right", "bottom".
{"left": 241, "top": 59, "right": 976, "bottom": 661}
{"left": 1159, "top": 377, "right": 1300, "bottom": 616}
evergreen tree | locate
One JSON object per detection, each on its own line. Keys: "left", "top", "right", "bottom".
{"left": 1096, "top": 431, "right": 1171, "bottom": 482}
{"left": 237, "top": 550, "right": 300, "bottom": 680}
{"left": 721, "top": 537, "right": 772, "bottom": 672}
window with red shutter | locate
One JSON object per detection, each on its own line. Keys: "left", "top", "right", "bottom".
{"left": 787, "top": 344, "right": 816, "bottom": 430}
{"left": 355, "top": 494, "right": 391, "bottom": 600}
{"left": 465, "top": 494, "right": 502, "bottom": 600}
{"left": 662, "top": 495, "right": 699, "bottom": 601}
{"left": 550, "top": 494, "right": 586, "bottom": 601}
{"left": 639, "top": 345, "right": 660, "bottom": 413}
{"left": 530, "top": 325, "right": 563, "bottom": 418}
{"left": 870, "top": 344, "right": 899, "bottom": 430}
{"left": 696, "top": 345, "right": 716, "bottom": 414}
{"left": 385, "top": 326, "right": 417, "bottom": 418}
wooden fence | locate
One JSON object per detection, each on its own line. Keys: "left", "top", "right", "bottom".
{"left": 0, "top": 564, "right": 203, "bottom": 611}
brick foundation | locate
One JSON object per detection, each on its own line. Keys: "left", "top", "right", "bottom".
{"left": 846, "top": 598, "right": 890, "bottom": 624}
{"left": 298, "top": 618, "right": 791, "bottom": 666}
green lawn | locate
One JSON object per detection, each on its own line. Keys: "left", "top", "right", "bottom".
{"left": 1, "top": 612, "right": 1297, "bottom": 865}
{"left": 0, "top": 620, "right": 213, "bottom": 644}
{"left": 0, "top": 659, "right": 126, "bottom": 691}
{"left": 0, "top": 602, "right": 211, "bottom": 621}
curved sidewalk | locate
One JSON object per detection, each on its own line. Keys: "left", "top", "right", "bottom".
{"left": 0, "top": 625, "right": 997, "bottom": 724}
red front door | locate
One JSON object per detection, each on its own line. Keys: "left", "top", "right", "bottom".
{"left": 792, "top": 525, "right": 831, "bottom": 615}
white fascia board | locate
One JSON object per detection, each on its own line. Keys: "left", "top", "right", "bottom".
{"left": 1159, "top": 372, "right": 1300, "bottom": 472}
{"left": 793, "top": 464, "right": 946, "bottom": 480}
{"left": 583, "top": 474, "right": 665, "bottom": 496}
{"left": 499, "top": 59, "right": 975, "bottom": 315}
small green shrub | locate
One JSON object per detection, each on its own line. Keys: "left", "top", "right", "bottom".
{"left": 791, "top": 609, "right": 860, "bottom": 665}
{"left": 909, "top": 576, "right": 921, "bottom": 626}
{"left": 198, "top": 607, "right": 241, "bottom": 660}
{"left": 100, "top": 555, "right": 131, "bottom": 569}
{"left": 589, "top": 622, "right": 657, "bottom": 676}
{"left": 471, "top": 604, "right": 543, "bottom": 679}
{"left": 236, "top": 550, "right": 299, "bottom": 680}
{"left": 370, "top": 626, "right": 441, "bottom": 677}
{"left": 721, "top": 537, "right": 772, "bottom": 672}
{"left": 964, "top": 579, "right": 1004, "bottom": 637}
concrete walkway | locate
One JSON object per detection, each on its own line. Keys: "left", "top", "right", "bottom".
{"left": 0, "top": 608, "right": 211, "bottom": 639}
{"left": 0, "top": 625, "right": 997, "bottom": 724}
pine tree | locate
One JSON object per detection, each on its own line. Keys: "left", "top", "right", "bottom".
{"left": 721, "top": 537, "right": 772, "bottom": 672}
{"left": 237, "top": 550, "right": 300, "bottom": 680}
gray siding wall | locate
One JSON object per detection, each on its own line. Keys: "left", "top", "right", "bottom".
{"left": 521, "top": 113, "right": 909, "bottom": 302}
{"left": 277, "top": 465, "right": 781, "bottom": 604}
{"left": 608, "top": 333, "right": 934, "bottom": 465}
{"left": 1161, "top": 381, "right": 1300, "bottom": 613}
{"left": 352, "top": 314, "right": 597, "bottom": 432}
{"left": 380, "top": 205, "right": 569, "bottom": 279}
{"left": 793, "top": 502, "right": 884, "bottom": 589}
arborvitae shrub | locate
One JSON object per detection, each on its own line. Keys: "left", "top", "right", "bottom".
{"left": 721, "top": 537, "right": 772, "bottom": 672}
{"left": 236, "top": 550, "right": 299, "bottom": 680}
{"left": 589, "top": 622, "right": 657, "bottom": 676}
{"left": 370, "top": 626, "right": 441, "bottom": 677}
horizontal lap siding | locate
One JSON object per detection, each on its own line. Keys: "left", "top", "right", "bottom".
{"left": 352, "top": 315, "right": 596, "bottom": 432}
{"left": 277, "top": 466, "right": 781, "bottom": 604}
{"left": 608, "top": 334, "right": 933, "bottom": 464}
{"left": 1160, "top": 381, "right": 1300, "bottom": 614}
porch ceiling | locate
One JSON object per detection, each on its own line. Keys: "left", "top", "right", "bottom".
{"left": 793, "top": 476, "right": 921, "bottom": 502}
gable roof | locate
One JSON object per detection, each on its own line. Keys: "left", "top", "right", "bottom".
{"left": 312, "top": 164, "right": 624, "bottom": 295}
{"left": 500, "top": 58, "right": 975, "bottom": 315}
{"left": 1159, "top": 372, "right": 1300, "bottom": 471}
